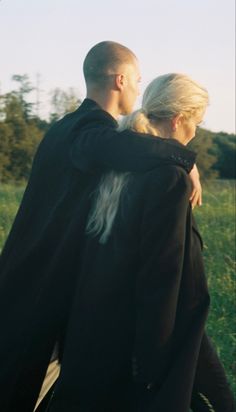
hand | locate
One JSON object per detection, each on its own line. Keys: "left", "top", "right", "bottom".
{"left": 189, "top": 164, "right": 202, "bottom": 209}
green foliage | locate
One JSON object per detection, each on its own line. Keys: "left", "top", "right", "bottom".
{"left": 11, "top": 74, "right": 35, "bottom": 121}
{"left": 0, "top": 74, "right": 82, "bottom": 183}
{"left": 0, "top": 184, "right": 25, "bottom": 250}
{"left": 189, "top": 128, "right": 218, "bottom": 178}
{"left": 0, "top": 121, "right": 11, "bottom": 180}
{"left": 49, "top": 87, "right": 81, "bottom": 123}
{"left": 213, "top": 133, "right": 236, "bottom": 178}
{"left": 189, "top": 128, "right": 236, "bottom": 180}
{"left": 0, "top": 180, "right": 235, "bottom": 395}
{"left": 0, "top": 92, "right": 43, "bottom": 182}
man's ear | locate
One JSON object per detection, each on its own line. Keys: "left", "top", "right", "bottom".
{"left": 171, "top": 113, "right": 184, "bottom": 131}
{"left": 115, "top": 74, "right": 125, "bottom": 91}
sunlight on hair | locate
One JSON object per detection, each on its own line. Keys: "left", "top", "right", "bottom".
{"left": 86, "top": 171, "right": 130, "bottom": 244}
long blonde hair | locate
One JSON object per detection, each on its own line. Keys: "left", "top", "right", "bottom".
{"left": 121, "top": 73, "right": 209, "bottom": 133}
{"left": 86, "top": 73, "right": 209, "bottom": 243}
{"left": 86, "top": 171, "right": 130, "bottom": 244}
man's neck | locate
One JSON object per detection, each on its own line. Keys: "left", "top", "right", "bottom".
{"left": 86, "top": 92, "right": 120, "bottom": 120}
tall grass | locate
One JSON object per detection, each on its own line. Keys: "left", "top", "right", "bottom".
{"left": 0, "top": 184, "right": 25, "bottom": 252}
{"left": 0, "top": 180, "right": 235, "bottom": 395}
{"left": 194, "top": 180, "right": 236, "bottom": 394}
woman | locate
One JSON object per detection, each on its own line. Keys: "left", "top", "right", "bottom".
{"left": 47, "top": 74, "right": 235, "bottom": 412}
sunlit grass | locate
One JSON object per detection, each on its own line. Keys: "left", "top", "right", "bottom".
{"left": 194, "top": 180, "right": 235, "bottom": 394}
{"left": 0, "top": 184, "right": 25, "bottom": 251}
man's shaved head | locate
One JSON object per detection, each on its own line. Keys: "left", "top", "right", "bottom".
{"left": 83, "top": 41, "right": 137, "bottom": 88}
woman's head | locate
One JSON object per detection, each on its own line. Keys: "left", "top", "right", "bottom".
{"left": 120, "top": 73, "right": 209, "bottom": 145}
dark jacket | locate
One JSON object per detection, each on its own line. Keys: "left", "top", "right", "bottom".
{"left": 48, "top": 166, "right": 234, "bottom": 412}
{"left": 47, "top": 165, "right": 211, "bottom": 412}
{"left": 0, "top": 99, "right": 197, "bottom": 411}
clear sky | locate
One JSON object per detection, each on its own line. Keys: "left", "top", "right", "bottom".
{"left": 0, "top": 0, "right": 235, "bottom": 133}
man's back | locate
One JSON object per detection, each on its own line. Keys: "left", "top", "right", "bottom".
{"left": 1, "top": 99, "right": 95, "bottom": 266}
{"left": 0, "top": 99, "right": 103, "bottom": 411}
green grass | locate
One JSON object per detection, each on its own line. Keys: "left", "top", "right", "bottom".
{"left": 194, "top": 180, "right": 236, "bottom": 395}
{"left": 0, "top": 180, "right": 235, "bottom": 395}
{"left": 0, "top": 184, "right": 26, "bottom": 251}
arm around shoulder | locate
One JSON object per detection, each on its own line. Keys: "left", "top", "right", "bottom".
{"left": 70, "top": 112, "right": 196, "bottom": 174}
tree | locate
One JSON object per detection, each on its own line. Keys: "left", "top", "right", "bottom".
{"left": 1, "top": 92, "right": 43, "bottom": 181}
{"left": 213, "top": 133, "right": 236, "bottom": 179}
{"left": 49, "top": 87, "right": 81, "bottom": 123}
{"left": 188, "top": 128, "right": 218, "bottom": 179}
{"left": 11, "top": 74, "right": 35, "bottom": 121}
{"left": 0, "top": 121, "right": 11, "bottom": 182}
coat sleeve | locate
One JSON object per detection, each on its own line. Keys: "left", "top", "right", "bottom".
{"left": 70, "top": 111, "right": 196, "bottom": 174}
{"left": 133, "top": 166, "right": 192, "bottom": 383}
{"left": 191, "top": 333, "right": 236, "bottom": 412}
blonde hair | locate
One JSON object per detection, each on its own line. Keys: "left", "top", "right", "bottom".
{"left": 120, "top": 73, "right": 209, "bottom": 133}
{"left": 86, "top": 171, "right": 130, "bottom": 244}
{"left": 86, "top": 73, "right": 209, "bottom": 243}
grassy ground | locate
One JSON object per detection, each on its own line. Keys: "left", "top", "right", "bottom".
{"left": 0, "top": 180, "right": 235, "bottom": 395}
{"left": 0, "top": 184, "right": 25, "bottom": 251}
{"left": 194, "top": 180, "right": 236, "bottom": 395}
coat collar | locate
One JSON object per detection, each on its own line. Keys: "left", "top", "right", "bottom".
{"left": 78, "top": 98, "right": 118, "bottom": 128}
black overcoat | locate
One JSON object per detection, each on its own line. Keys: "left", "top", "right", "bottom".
{"left": 47, "top": 165, "right": 210, "bottom": 412}
{"left": 0, "top": 99, "right": 197, "bottom": 411}
{"left": 47, "top": 166, "right": 234, "bottom": 412}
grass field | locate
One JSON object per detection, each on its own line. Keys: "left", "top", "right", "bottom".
{"left": 0, "top": 180, "right": 235, "bottom": 395}
{"left": 194, "top": 180, "right": 236, "bottom": 395}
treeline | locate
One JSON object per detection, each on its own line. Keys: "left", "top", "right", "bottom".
{"left": 189, "top": 128, "right": 235, "bottom": 179}
{"left": 0, "top": 74, "right": 81, "bottom": 183}
{"left": 0, "top": 74, "right": 235, "bottom": 183}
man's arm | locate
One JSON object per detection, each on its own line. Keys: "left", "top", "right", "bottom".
{"left": 71, "top": 110, "right": 196, "bottom": 174}
{"left": 70, "top": 109, "right": 201, "bottom": 206}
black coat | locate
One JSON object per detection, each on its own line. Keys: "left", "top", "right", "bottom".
{"left": 0, "top": 99, "right": 201, "bottom": 411}
{"left": 47, "top": 166, "right": 211, "bottom": 412}
{"left": 0, "top": 100, "right": 232, "bottom": 412}
{"left": 47, "top": 165, "right": 234, "bottom": 412}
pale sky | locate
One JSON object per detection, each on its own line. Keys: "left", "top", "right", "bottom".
{"left": 0, "top": 0, "right": 235, "bottom": 133}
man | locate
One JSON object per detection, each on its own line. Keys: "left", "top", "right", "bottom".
{"left": 0, "top": 41, "right": 200, "bottom": 411}
{"left": 71, "top": 41, "right": 201, "bottom": 206}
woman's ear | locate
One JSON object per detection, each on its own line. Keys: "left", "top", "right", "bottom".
{"left": 171, "top": 113, "right": 184, "bottom": 131}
